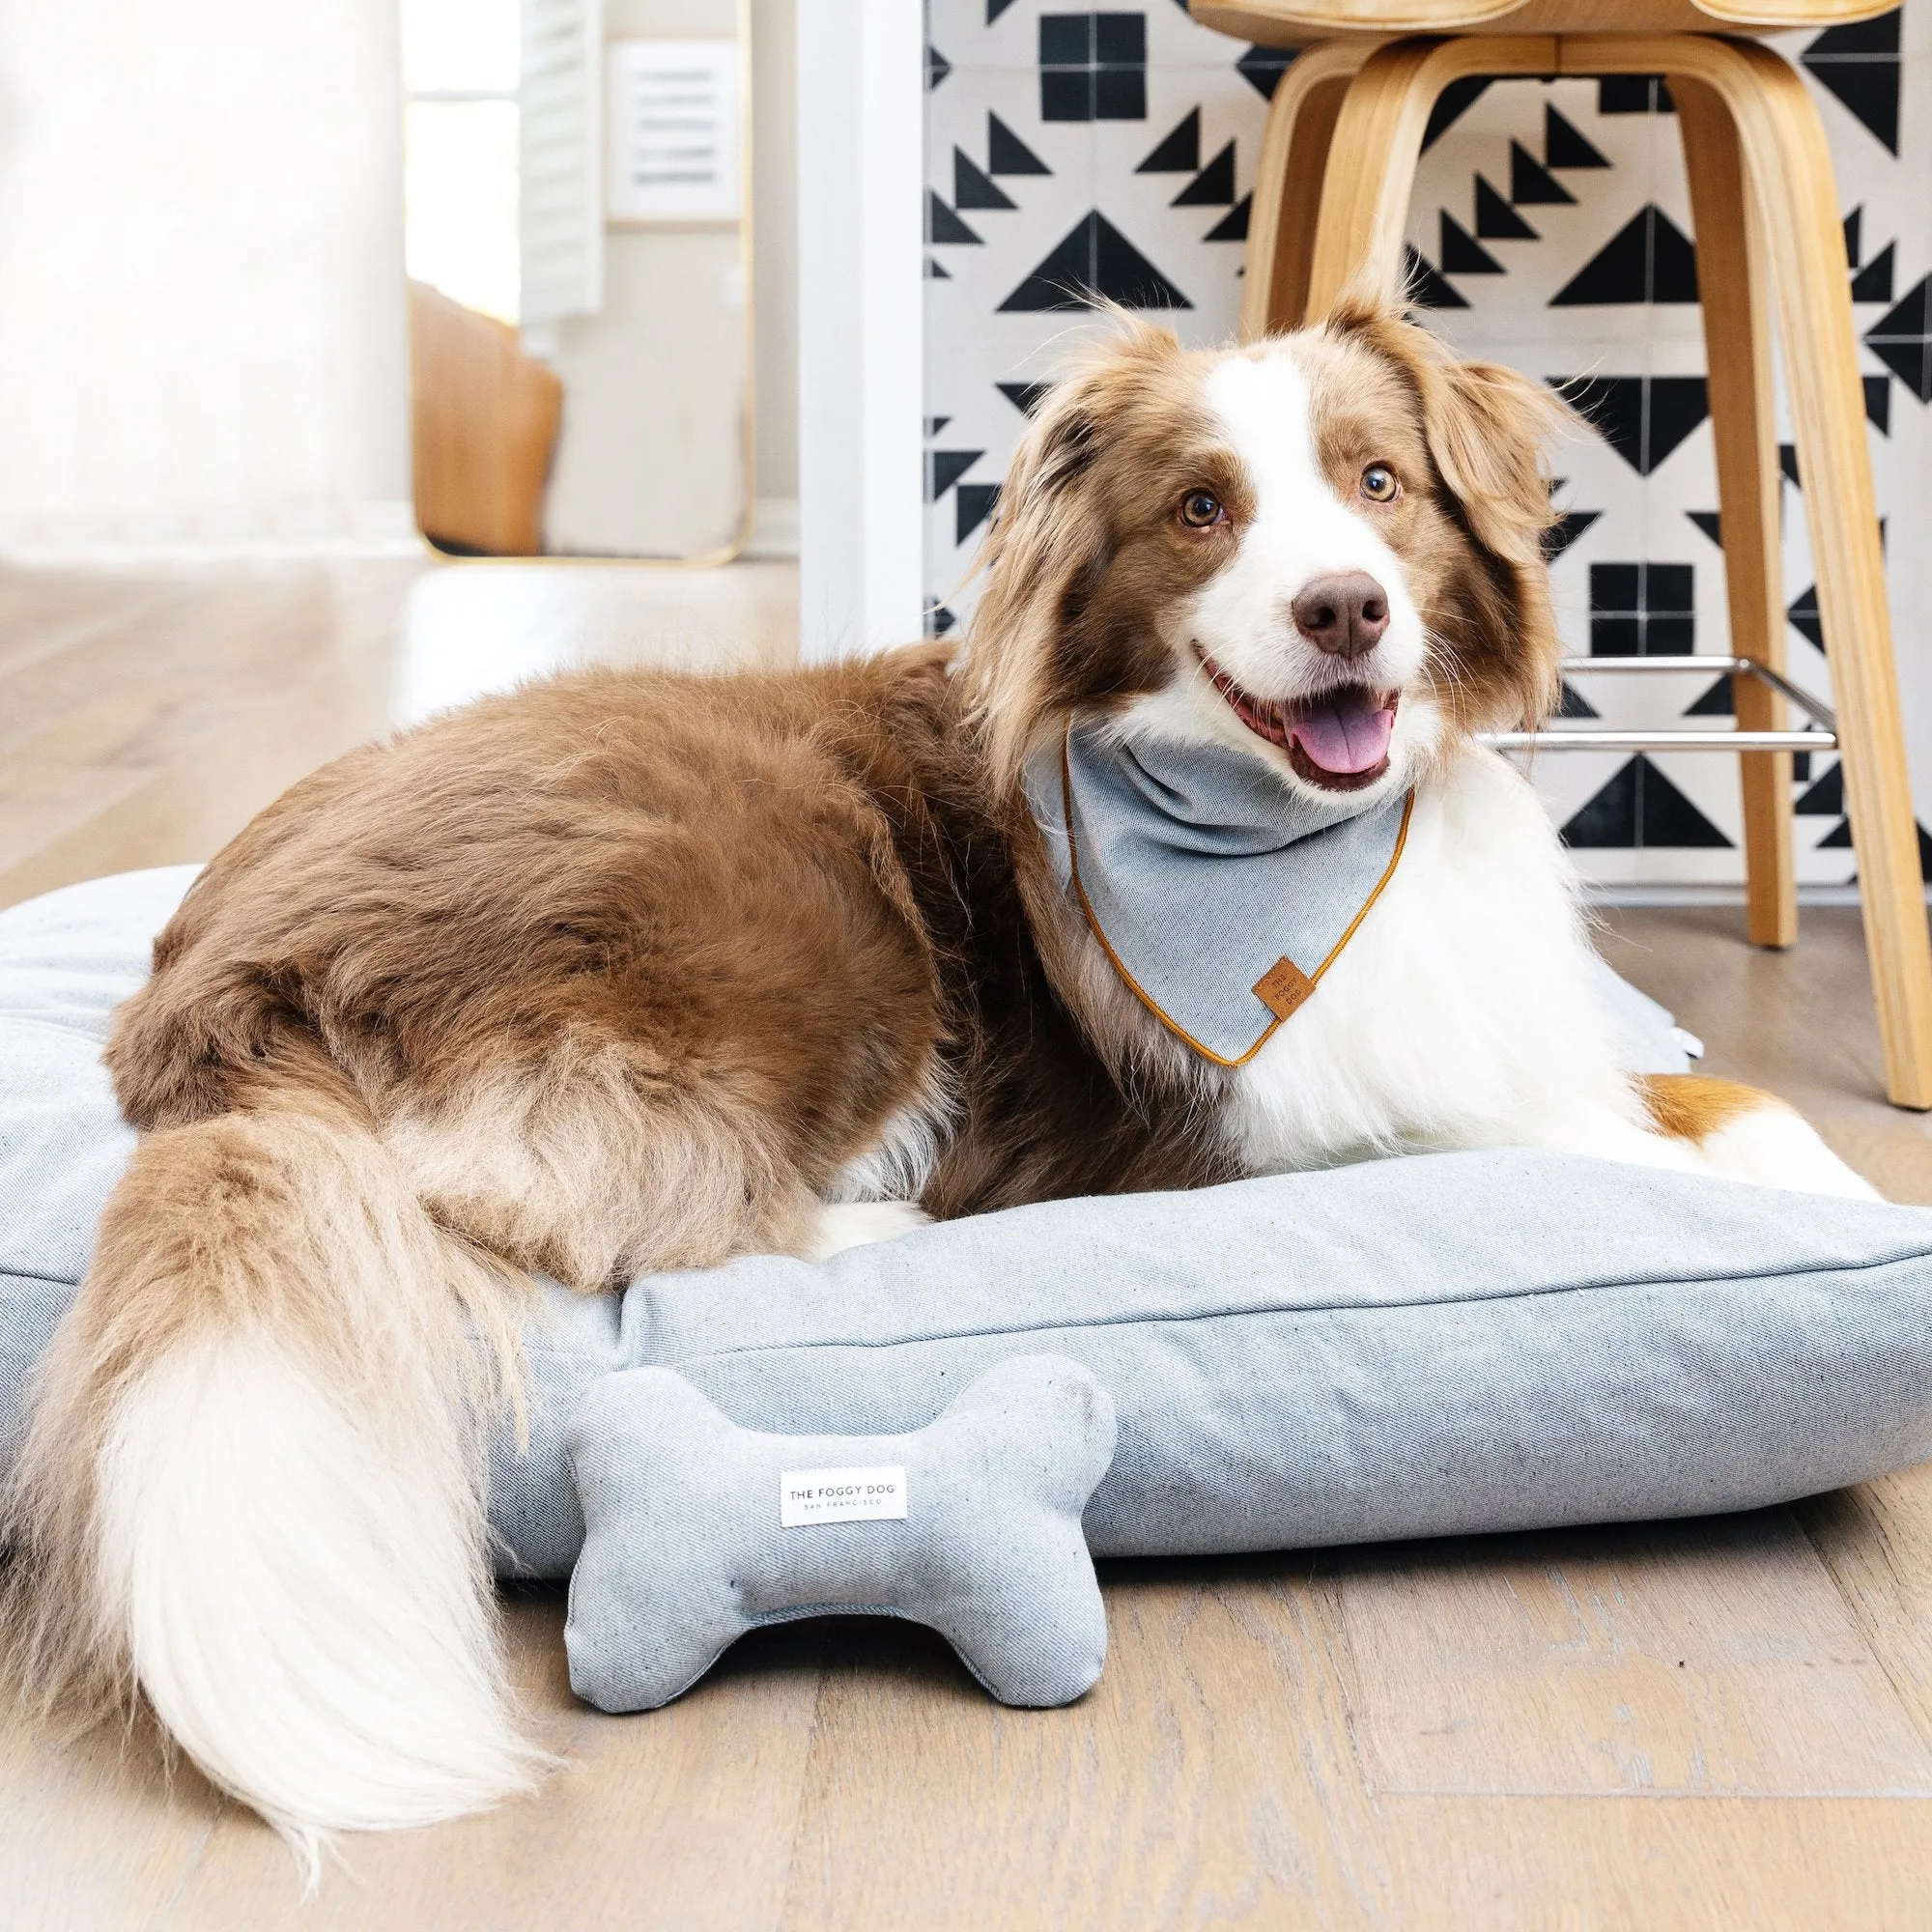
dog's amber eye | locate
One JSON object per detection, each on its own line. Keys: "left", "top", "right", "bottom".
{"left": 1179, "top": 490, "right": 1225, "bottom": 527}
{"left": 1360, "top": 465, "right": 1400, "bottom": 504}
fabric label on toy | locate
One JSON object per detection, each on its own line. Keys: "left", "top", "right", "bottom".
{"left": 780, "top": 1464, "right": 908, "bottom": 1527}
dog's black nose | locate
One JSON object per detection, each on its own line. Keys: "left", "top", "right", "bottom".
{"left": 1291, "top": 572, "right": 1390, "bottom": 659}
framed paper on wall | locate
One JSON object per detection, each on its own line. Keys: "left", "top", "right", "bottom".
{"left": 607, "top": 39, "right": 742, "bottom": 224}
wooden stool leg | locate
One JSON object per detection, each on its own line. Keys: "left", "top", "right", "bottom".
{"left": 1301, "top": 38, "right": 1557, "bottom": 319}
{"left": 1569, "top": 32, "right": 1932, "bottom": 1105}
{"left": 1239, "top": 43, "right": 1374, "bottom": 341}
{"left": 1723, "top": 46, "right": 1932, "bottom": 1106}
{"left": 1672, "top": 74, "right": 1798, "bottom": 951}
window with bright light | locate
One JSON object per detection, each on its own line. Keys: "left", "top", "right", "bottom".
{"left": 402, "top": 0, "right": 523, "bottom": 324}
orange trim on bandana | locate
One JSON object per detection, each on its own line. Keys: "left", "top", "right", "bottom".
{"left": 1058, "top": 725, "right": 1413, "bottom": 1069}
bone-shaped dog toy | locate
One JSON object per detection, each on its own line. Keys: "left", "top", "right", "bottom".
{"left": 563, "top": 1353, "right": 1118, "bottom": 1711}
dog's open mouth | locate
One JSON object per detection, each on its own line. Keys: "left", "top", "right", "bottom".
{"left": 1198, "top": 652, "right": 1398, "bottom": 792}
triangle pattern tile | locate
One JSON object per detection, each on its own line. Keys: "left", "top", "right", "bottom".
{"left": 1475, "top": 175, "right": 1538, "bottom": 242}
{"left": 1865, "top": 275, "right": 1932, "bottom": 399}
{"left": 1440, "top": 212, "right": 1504, "bottom": 275}
{"left": 988, "top": 113, "right": 1052, "bottom": 176}
{"left": 1545, "top": 104, "right": 1609, "bottom": 170}
{"left": 928, "top": 192, "right": 982, "bottom": 245}
{"left": 1542, "top": 508, "right": 1600, "bottom": 562}
{"left": 1551, "top": 206, "right": 1699, "bottom": 306}
{"left": 1789, "top": 584, "right": 1824, "bottom": 652}
{"left": 1423, "top": 76, "right": 1491, "bottom": 151}
{"left": 1236, "top": 44, "right": 1293, "bottom": 100}
{"left": 1510, "top": 140, "right": 1576, "bottom": 207}
{"left": 1640, "top": 379, "right": 1709, "bottom": 472}
{"left": 1797, "top": 761, "right": 1845, "bottom": 816}
{"left": 1818, "top": 818, "right": 1932, "bottom": 887}
{"left": 956, "top": 482, "right": 1001, "bottom": 545}
{"left": 1561, "top": 761, "right": 1640, "bottom": 846}
{"left": 1551, "top": 376, "right": 1709, "bottom": 475}
{"left": 1598, "top": 76, "right": 1674, "bottom": 115}
{"left": 927, "top": 448, "right": 984, "bottom": 500}
{"left": 1866, "top": 373, "right": 1892, "bottom": 432}
{"left": 1138, "top": 108, "right": 1199, "bottom": 173}
{"left": 1803, "top": 12, "right": 1901, "bottom": 153}
{"left": 1173, "top": 141, "right": 1236, "bottom": 207}
{"left": 1094, "top": 209, "right": 1191, "bottom": 307}
{"left": 955, "top": 149, "right": 1017, "bottom": 211}
{"left": 1808, "top": 12, "right": 1901, "bottom": 54}
{"left": 999, "top": 211, "right": 1191, "bottom": 311}
{"left": 1205, "top": 194, "right": 1250, "bottom": 243}
{"left": 1562, "top": 756, "right": 1732, "bottom": 849}
{"left": 997, "top": 381, "right": 1053, "bottom": 417}
{"left": 1639, "top": 763, "right": 1734, "bottom": 847}
{"left": 1855, "top": 373, "right": 1886, "bottom": 435}
{"left": 1853, "top": 240, "right": 1895, "bottom": 302}
{"left": 1403, "top": 245, "right": 1467, "bottom": 311}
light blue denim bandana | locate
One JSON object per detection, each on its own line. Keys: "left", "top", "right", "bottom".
{"left": 1024, "top": 721, "right": 1411, "bottom": 1065}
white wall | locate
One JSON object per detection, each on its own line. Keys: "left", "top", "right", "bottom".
{"left": 796, "top": 0, "right": 924, "bottom": 658}
{"left": 0, "top": 0, "right": 800, "bottom": 562}
{"left": 749, "top": 0, "right": 797, "bottom": 531}
{"left": 0, "top": 0, "right": 414, "bottom": 554}
{"left": 543, "top": 224, "right": 751, "bottom": 556}
{"left": 539, "top": 0, "right": 752, "bottom": 559}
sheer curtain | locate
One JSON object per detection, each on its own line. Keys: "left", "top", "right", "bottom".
{"left": 0, "top": 0, "right": 412, "bottom": 553}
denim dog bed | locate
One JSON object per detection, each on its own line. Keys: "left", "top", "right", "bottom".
{"left": 5, "top": 867, "right": 1932, "bottom": 1578}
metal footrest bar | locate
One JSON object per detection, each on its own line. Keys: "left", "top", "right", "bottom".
{"left": 1475, "top": 656, "right": 1837, "bottom": 753}
{"left": 1481, "top": 727, "right": 1836, "bottom": 752}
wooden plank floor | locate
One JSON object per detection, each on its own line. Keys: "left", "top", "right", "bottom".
{"left": 5, "top": 557, "right": 1932, "bottom": 1928}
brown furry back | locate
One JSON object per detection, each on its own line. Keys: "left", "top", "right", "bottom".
{"left": 108, "top": 646, "right": 1222, "bottom": 1238}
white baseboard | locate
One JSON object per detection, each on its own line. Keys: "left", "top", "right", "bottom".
{"left": 745, "top": 497, "right": 800, "bottom": 558}
{"left": 1583, "top": 883, "right": 1928, "bottom": 908}
{"left": 0, "top": 500, "right": 426, "bottom": 564}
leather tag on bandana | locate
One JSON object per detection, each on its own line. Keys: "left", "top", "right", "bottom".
{"left": 1252, "top": 955, "right": 1316, "bottom": 1022}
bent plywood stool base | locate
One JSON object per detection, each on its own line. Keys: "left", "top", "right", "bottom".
{"left": 1196, "top": 14, "right": 1932, "bottom": 1109}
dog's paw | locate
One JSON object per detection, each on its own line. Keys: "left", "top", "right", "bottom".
{"left": 1693, "top": 1107, "right": 1882, "bottom": 1202}
{"left": 805, "top": 1200, "right": 932, "bottom": 1261}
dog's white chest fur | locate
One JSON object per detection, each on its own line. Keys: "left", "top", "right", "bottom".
{"left": 1223, "top": 746, "right": 1656, "bottom": 1173}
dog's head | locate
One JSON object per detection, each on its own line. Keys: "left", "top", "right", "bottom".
{"left": 964, "top": 297, "right": 1571, "bottom": 802}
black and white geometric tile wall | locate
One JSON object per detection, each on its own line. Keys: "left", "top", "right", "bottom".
{"left": 923, "top": 2, "right": 1932, "bottom": 889}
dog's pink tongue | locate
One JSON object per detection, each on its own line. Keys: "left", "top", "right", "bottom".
{"left": 1289, "top": 692, "right": 1396, "bottom": 774}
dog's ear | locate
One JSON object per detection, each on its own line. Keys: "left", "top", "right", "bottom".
{"left": 1413, "top": 352, "right": 1574, "bottom": 570}
{"left": 961, "top": 320, "right": 1183, "bottom": 792}
{"left": 1328, "top": 300, "right": 1574, "bottom": 727}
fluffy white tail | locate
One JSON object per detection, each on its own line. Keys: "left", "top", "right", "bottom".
{"left": 2, "top": 1102, "right": 540, "bottom": 1887}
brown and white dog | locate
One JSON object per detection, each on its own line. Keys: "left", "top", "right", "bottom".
{"left": 1, "top": 296, "right": 1871, "bottom": 1873}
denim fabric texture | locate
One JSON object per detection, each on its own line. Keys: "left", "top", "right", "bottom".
{"left": 1022, "top": 721, "right": 1412, "bottom": 1063}
{"left": 4, "top": 867, "right": 1930, "bottom": 1591}
{"left": 0, "top": 867, "right": 196, "bottom": 1469}
{"left": 565, "top": 1355, "right": 1116, "bottom": 1711}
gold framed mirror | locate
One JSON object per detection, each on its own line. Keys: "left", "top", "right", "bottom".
{"left": 400, "top": 0, "right": 753, "bottom": 563}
